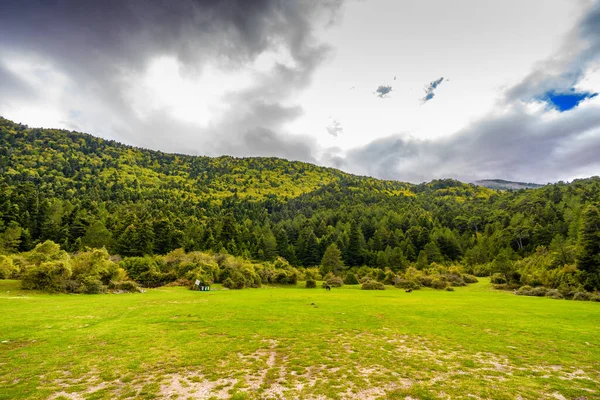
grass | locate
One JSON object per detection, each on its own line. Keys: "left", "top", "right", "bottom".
{"left": 0, "top": 278, "right": 599, "bottom": 399}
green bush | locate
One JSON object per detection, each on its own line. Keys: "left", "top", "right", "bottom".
{"left": 326, "top": 276, "right": 344, "bottom": 287}
{"left": 462, "top": 274, "right": 479, "bottom": 284}
{"left": 417, "top": 275, "right": 433, "bottom": 287}
{"left": 81, "top": 277, "right": 104, "bottom": 294}
{"left": 394, "top": 279, "right": 420, "bottom": 290}
{"left": 343, "top": 272, "right": 358, "bottom": 285}
{"left": 430, "top": 278, "right": 448, "bottom": 290}
{"left": 0, "top": 255, "right": 18, "bottom": 279}
{"left": 573, "top": 292, "right": 592, "bottom": 301}
{"left": 472, "top": 263, "right": 492, "bottom": 277}
{"left": 445, "top": 286, "right": 455, "bottom": 291}
{"left": 529, "top": 287, "right": 548, "bottom": 297}
{"left": 490, "top": 273, "right": 507, "bottom": 284}
{"left": 305, "top": 279, "right": 316, "bottom": 288}
{"left": 108, "top": 280, "right": 141, "bottom": 292}
{"left": 545, "top": 289, "right": 563, "bottom": 299}
{"left": 516, "top": 285, "right": 533, "bottom": 296}
{"left": 21, "top": 260, "right": 72, "bottom": 292}
{"left": 361, "top": 280, "right": 385, "bottom": 290}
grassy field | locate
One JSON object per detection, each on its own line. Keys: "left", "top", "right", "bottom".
{"left": 1, "top": 279, "right": 599, "bottom": 400}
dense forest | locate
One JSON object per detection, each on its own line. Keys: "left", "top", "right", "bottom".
{"left": 1, "top": 117, "right": 599, "bottom": 296}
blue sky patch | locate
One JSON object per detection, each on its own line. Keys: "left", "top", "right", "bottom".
{"left": 541, "top": 89, "right": 598, "bottom": 112}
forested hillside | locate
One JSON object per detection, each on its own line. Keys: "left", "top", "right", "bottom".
{"left": 1, "top": 117, "right": 600, "bottom": 293}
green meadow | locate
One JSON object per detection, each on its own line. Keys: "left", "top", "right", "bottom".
{"left": 1, "top": 279, "right": 599, "bottom": 400}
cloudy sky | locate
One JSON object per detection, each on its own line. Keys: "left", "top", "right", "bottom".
{"left": 1, "top": 0, "right": 600, "bottom": 183}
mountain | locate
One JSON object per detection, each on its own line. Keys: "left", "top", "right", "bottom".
{"left": 1, "top": 117, "right": 600, "bottom": 278}
{"left": 473, "top": 179, "right": 544, "bottom": 190}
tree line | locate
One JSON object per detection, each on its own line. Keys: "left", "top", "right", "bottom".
{"left": 1, "top": 117, "right": 599, "bottom": 295}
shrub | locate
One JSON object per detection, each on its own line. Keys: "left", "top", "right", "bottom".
{"left": 21, "top": 260, "right": 72, "bottom": 292}
{"left": 573, "top": 292, "right": 592, "bottom": 301}
{"left": 472, "top": 263, "right": 493, "bottom": 277}
{"left": 81, "top": 277, "right": 104, "bottom": 294}
{"left": 446, "top": 273, "right": 466, "bottom": 287}
{"left": 343, "top": 272, "right": 359, "bottom": 285}
{"left": 493, "top": 283, "right": 521, "bottom": 291}
{"left": 490, "top": 273, "right": 507, "bottom": 284}
{"left": 223, "top": 271, "right": 247, "bottom": 289}
{"left": 0, "top": 255, "right": 18, "bottom": 279}
{"left": 383, "top": 271, "right": 397, "bottom": 285}
{"left": 394, "top": 280, "right": 420, "bottom": 290}
{"left": 462, "top": 274, "right": 479, "bottom": 284}
{"left": 417, "top": 275, "right": 433, "bottom": 287}
{"left": 326, "top": 277, "right": 343, "bottom": 287}
{"left": 430, "top": 278, "right": 448, "bottom": 290}
{"left": 545, "top": 289, "right": 564, "bottom": 299}
{"left": 445, "top": 286, "right": 455, "bottom": 291}
{"left": 108, "top": 280, "right": 141, "bottom": 293}
{"left": 516, "top": 285, "right": 533, "bottom": 296}
{"left": 529, "top": 286, "right": 548, "bottom": 297}
{"left": 222, "top": 277, "right": 241, "bottom": 289}
{"left": 361, "top": 280, "right": 385, "bottom": 290}
{"left": 305, "top": 279, "right": 316, "bottom": 288}
{"left": 120, "top": 257, "right": 160, "bottom": 283}
{"left": 591, "top": 294, "right": 600, "bottom": 302}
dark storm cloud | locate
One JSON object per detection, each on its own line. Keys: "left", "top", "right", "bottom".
{"left": 0, "top": 0, "right": 344, "bottom": 160}
{"left": 343, "top": 104, "right": 600, "bottom": 183}
{"left": 0, "top": 63, "right": 33, "bottom": 104}
{"left": 375, "top": 85, "right": 392, "bottom": 98}
{"left": 421, "top": 77, "right": 444, "bottom": 103}
{"left": 506, "top": 2, "right": 600, "bottom": 103}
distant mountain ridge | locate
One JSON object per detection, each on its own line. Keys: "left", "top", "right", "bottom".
{"left": 472, "top": 179, "right": 544, "bottom": 190}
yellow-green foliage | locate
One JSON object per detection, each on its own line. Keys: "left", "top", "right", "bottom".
{"left": 0, "top": 255, "right": 18, "bottom": 279}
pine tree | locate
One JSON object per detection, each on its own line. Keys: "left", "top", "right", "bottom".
{"left": 321, "top": 243, "right": 344, "bottom": 275}
{"left": 576, "top": 205, "right": 600, "bottom": 290}
{"left": 345, "top": 222, "right": 363, "bottom": 266}
{"left": 296, "top": 226, "right": 319, "bottom": 266}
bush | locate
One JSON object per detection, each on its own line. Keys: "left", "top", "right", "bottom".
{"left": 417, "top": 275, "right": 433, "bottom": 287}
{"left": 81, "top": 277, "right": 104, "bottom": 294}
{"left": 490, "top": 273, "right": 507, "bottom": 284}
{"left": 344, "top": 272, "right": 358, "bottom": 285}
{"left": 343, "top": 272, "right": 359, "bottom": 285}
{"left": 326, "top": 277, "right": 343, "bottom": 287}
{"left": 108, "top": 280, "right": 141, "bottom": 293}
{"left": 462, "top": 274, "right": 479, "bottom": 284}
{"left": 361, "top": 280, "right": 385, "bottom": 290}
{"left": 472, "top": 263, "right": 493, "bottom": 277}
{"left": 0, "top": 255, "right": 19, "bottom": 279}
{"left": 445, "top": 286, "right": 455, "bottom": 292}
{"left": 516, "top": 285, "right": 533, "bottom": 296}
{"left": 305, "top": 279, "right": 316, "bottom": 288}
{"left": 573, "top": 292, "right": 592, "bottom": 301}
{"left": 529, "top": 286, "right": 548, "bottom": 297}
{"left": 223, "top": 277, "right": 242, "bottom": 289}
{"left": 383, "top": 271, "right": 397, "bottom": 285}
{"left": 430, "top": 278, "right": 448, "bottom": 290}
{"left": 394, "top": 279, "right": 420, "bottom": 290}
{"left": 545, "top": 289, "right": 564, "bottom": 299}
{"left": 493, "top": 283, "right": 521, "bottom": 291}
{"left": 21, "top": 260, "right": 72, "bottom": 292}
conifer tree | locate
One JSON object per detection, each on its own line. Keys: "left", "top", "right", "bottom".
{"left": 577, "top": 205, "right": 600, "bottom": 290}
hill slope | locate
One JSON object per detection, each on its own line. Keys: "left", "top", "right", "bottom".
{"left": 1, "top": 117, "right": 600, "bottom": 279}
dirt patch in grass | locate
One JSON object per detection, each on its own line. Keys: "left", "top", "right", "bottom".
{"left": 42, "top": 332, "right": 599, "bottom": 399}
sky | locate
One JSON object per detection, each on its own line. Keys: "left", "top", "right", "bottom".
{"left": 1, "top": 0, "right": 600, "bottom": 184}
